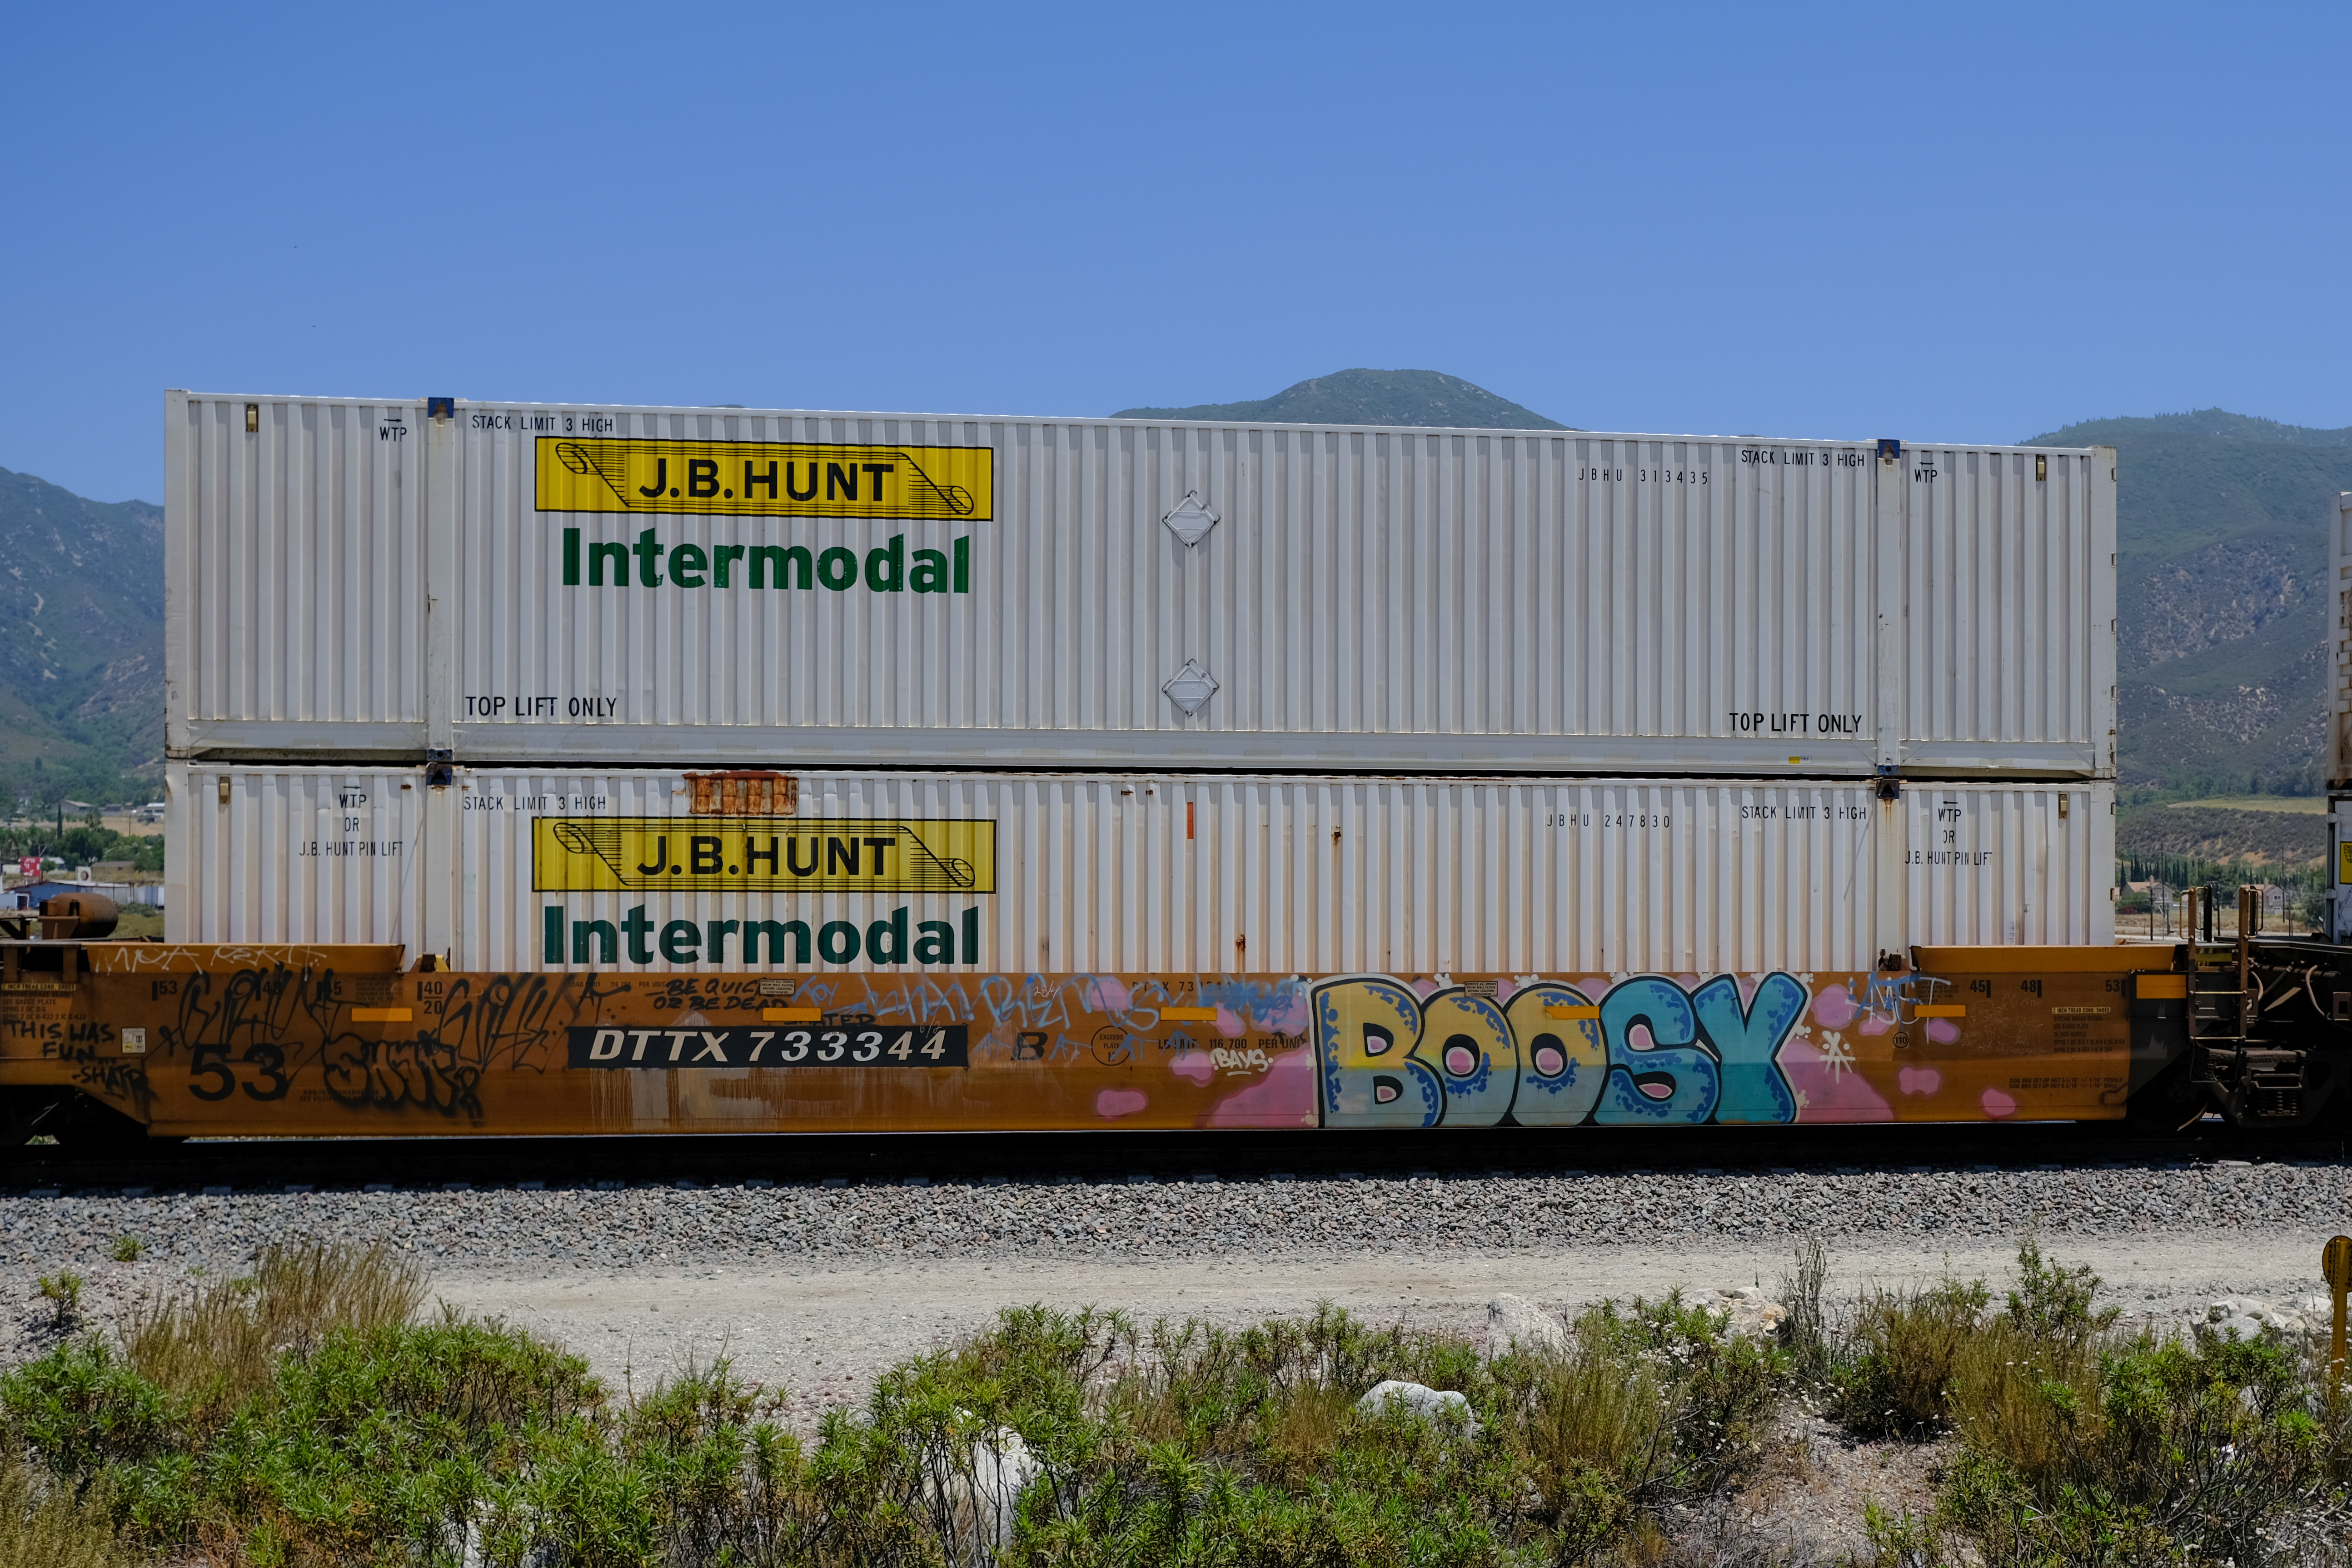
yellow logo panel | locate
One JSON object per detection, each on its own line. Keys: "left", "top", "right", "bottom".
{"left": 534, "top": 818, "right": 996, "bottom": 895}
{"left": 535, "top": 438, "right": 992, "bottom": 521}
{"left": 2340, "top": 840, "right": 2352, "bottom": 885}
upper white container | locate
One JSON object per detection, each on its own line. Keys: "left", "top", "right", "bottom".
{"left": 166, "top": 763, "right": 2115, "bottom": 975}
{"left": 166, "top": 394, "right": 2115, "bottom": 778}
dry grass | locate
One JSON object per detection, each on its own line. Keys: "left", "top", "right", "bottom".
{"left": 0, "top": 1452, "right": 130, "bottom": 1568}
{"left": 1834, "top": 1277, "right": 1992, "bottom": 1439}
{"left": 121, "top": 1236, "right": 426, "bottom": 1415}
{"left": 104, "top": 906, "right": 163, "bottom": 941}
{"left": 1523, "top": 1333, "right": 1674, "bottom": 1547}
{"left": 1943, "top": 1319, "right": 2102, "bottom": 1480}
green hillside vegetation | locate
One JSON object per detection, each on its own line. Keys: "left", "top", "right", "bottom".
{"left": 0, "top": 467, "right": 165, "bottom": 808}
{"left": 2024, "top": 410, "right": 2352, "bottom": 796}
{"left": 1114, "top": 368, "right": 1570, "bottom": 430}
{"left": 2115, "top": 804, "right": 2325, "bottom": 872}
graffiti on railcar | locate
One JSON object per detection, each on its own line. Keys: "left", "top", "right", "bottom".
{"left": 63, "top": 1022, "right": 153, "bottom": 1119}
{"left": 321, "top": 971, "right": 625, "bottom": 1115}
{"left": 148, "top": 962, "right": 626, "bottom": 1120}
{"left": 76, "top": 954, "right": 2137, "bottom": 1134}
{"left": 1310, "top": 971, "right": 1975, "bottom": 1129}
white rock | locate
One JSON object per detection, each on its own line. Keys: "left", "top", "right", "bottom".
{"left": 1485, "top": 1293, "right": 1567, "bottom": 1354}
{"left": 2206, "top": 1296, "right": 2312, "bottom": 1339}
{"left": 923, "top": 1417, "right": 1041, "bottom": 1553}
{"left": 1358, "top": 1379, "right": 1481, "bottom": 1435}
{"left": 1691, "top": 1289, "right": 1788, "bottom": 1340}
{"left": 967, "top": 1426, "right": 1038, "bottom": 1549}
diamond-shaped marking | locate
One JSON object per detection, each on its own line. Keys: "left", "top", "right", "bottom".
{"left": 1163, "top": 659, "right": 1219, "bottom": 717}
{"left": 1161, "top": 490, "right": 1219, "bottom": 548}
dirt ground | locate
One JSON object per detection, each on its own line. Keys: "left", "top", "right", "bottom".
{"left": 426, "top": 1231, "right": 2328, "bottom": 1424}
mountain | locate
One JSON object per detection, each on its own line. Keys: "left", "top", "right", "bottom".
{"left": 2022, "top": 410, "right": 2352, "bottom": 795}
{"left": 0, "top": 467, "right": 166, "bottom": 800}
{"left": 1114, "top": 369, "right": 1570, "bottom": 431}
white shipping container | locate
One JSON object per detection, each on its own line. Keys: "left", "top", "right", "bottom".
{"left": 166, "top": 395, "right": 2115, "bottom": 778}
{"left": 166, "top": 765, "right": 2114, "bottom": 974}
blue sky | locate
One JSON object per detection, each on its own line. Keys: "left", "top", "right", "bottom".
{"left": 5, "top": 1, "right": 2348, "bottom": 502}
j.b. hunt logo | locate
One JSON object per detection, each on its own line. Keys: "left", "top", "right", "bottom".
{"left": 533, "top": 818, "right": 995, "bottom": 894}
{"left": 535, "top": 437, "right": 992, "bottom": 521}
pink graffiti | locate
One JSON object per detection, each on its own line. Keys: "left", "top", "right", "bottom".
{"left": 1897, "top": 1066, "right": 1942, "bottom": 1097}
{"left": 1255, "top": 989, "right": 1309, "bottom": 1034}
{"left": 1213, "top": 1006, "right": 1246, "bottom": 1039}
{"left": 1205, "top": 1045, "right": 1316, "bottom": 1128}
{"left": 1086, "top": 977, "right": 1133, "bottom": 1012}
{"left": 1981, "top": 1087, "right": 2017, "bottom": 1119}
{"left": 1926, "top": 1018, "right": 1962, "bottom": 1045}
{"left": 1811, "top": 984, "right": 1861, "bottom": 1030}
{"left": 1779, "top": 1037, "right": 1892, "bottom": 1123}
{"left": 1095, "top": 1088, "right": 1149, "bottom": 1120}
{"left": 1170, "top": 1051, "right": 1215, "bottom": 1085}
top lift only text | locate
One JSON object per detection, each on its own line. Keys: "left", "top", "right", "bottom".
{"left": 1729, "top": 711, "right": 1866, "bottom": 736}
{"left": 466, "top": 696, "right": 613, "bottom": 719}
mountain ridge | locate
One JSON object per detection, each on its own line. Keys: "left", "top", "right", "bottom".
{"left": 0, "top": 466, "right": 166, "bottom": 802}
{"left": 2029, "top": 408, "right": 2352, "bottom": 450}
{"left": 1114, "top": 368, "right": 1570, "bottom": 431}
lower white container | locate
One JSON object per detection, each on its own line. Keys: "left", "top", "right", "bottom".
{"left": 166, "top": 765, "right": 2115, "bottom": 973}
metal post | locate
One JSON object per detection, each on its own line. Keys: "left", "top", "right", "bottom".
{"left": 2326, "top": 1237, "right": 2352, "bottom": 1432}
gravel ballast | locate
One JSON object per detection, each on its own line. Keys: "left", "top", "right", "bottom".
{"left": 2, "top": 1158, "right": 2347, "bottom": 1279}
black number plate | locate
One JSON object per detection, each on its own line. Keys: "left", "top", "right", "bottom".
{"left": 568, "top": 1024, "right": 969, "bottom": 1070}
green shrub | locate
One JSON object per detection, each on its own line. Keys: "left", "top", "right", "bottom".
{"left": 2002, "top": 1235, "right": 2119, "bottom": 1350}
{"left": 0, "top": 1340, "right": 174, "bottom": 1484}
{"left": 35, "top": 1274, "right": 83, "bottom": 1333}
{"left": 1927, "top": 1245, "right": 2345, "bottom": 1567}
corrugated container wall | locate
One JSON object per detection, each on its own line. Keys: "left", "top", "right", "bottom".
{"left": 2332, "top": 490, "right": 2352, "bottom": 791}
{"left": 166, "top": 395, "right": 2115, "bottom": 779}
{"left": 166, "top": 764, "right": 2114, "bottom": 973}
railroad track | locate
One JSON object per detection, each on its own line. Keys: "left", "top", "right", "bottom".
{"left": 2, "top": 1120, "right": 2338, "bottom": 1193}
